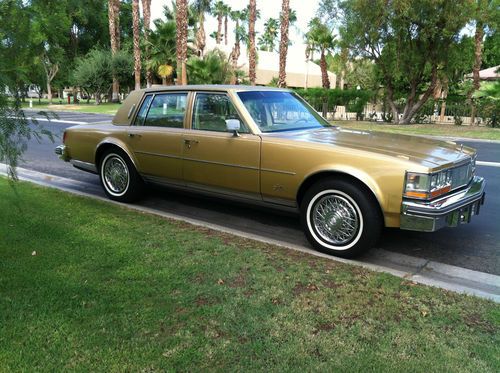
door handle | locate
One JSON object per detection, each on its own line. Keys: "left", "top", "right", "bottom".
{"left": 184, "top": 139, "right": 199, "bottom": 147}
{"left": 128, "top": 133, "right": 142, "bottom": 138}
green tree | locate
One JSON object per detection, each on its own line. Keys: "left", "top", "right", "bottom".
{"left": 193, "top": 0, "right": 212, "bottom": 57}
{"left": 344, "top": 59, "right": 377, "bottom": 90}
{"left": 146, "top": 19, "right": 178, "bottom": 85}
{"left": 72, "top": 49, "right": 113, "bottom": 104}
{"left": 482, "top": 31, "right": 500, "bottom": 69}
{"left": 212, "top": 1, "right": 226, "bottom": 44}
{"left": 229, "top": 10, "right": 246, "bottom": 83}
{"left": 0, "top": 1, "right": 53, "bottom": 180}
{"left": 339, "top": 0, "right": 474, "bottom": 124}
{"left": 306, "top": 17, "right": 336, "bottom": 89}
{"left": 258, "top": 18, "right": 279, "bottom": 52}
{"left": 30, "top": 0, "right": 72, "bottom": 103}
{"left": 187, "top": 49, "right": 233, "bottom": 84}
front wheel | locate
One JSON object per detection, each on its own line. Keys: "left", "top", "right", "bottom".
{"left": 99, "top": 148, "right": 143, "bottom": 202}
{"left": 300, "top": 179, "right": 382, "bottom": 258}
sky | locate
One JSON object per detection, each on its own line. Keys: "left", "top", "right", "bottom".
{"left": 145, "top": 0, "right": 322, "bottom": 51}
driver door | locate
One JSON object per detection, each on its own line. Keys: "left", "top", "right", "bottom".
{"left": 182, "top": 92, "right": 261, "bottom": 200}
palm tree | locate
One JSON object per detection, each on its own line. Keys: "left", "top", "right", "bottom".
{"left": 176, "top": 0, "right": 188, "bottom": 85}
{"left": 306, "top": 18, "right": 336, "bottom": 89}
{"left": 108, "top": 0, "right": 121, "bottom": 101}
{"left": 141, "top": 0, "right": 153, "bottom": 87}
{"left": 193, "top": 0, "right": 212, "bottom": 57}
{"left": 146, "top": 20, "right": 177, "bottom": 85}
{"left": 277, "top": 0, "right": 290, "bottom": 88}
{"left": 223, "top": 4, "right": 231, "bottom": 45}
{"left": 229, "top": 10, "right": 245, "bottom": 83}
{"left": 258, "top": 18, "right": 279, "bottom": 52}
{"left": 248, "top": 0, "right": 257, "bottom": 85}
{"left": 187, "top": 49, "right": 232, "bottom": 84}
{"left": 132, "top": 0, "right": 141, "bottom": 90}
{"left": 212, "top": 1, "right": 226, "bottom": 44}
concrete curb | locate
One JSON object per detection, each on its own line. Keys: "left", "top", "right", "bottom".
{"left": 1, "top": 164, "right": 499, "bottom": 303}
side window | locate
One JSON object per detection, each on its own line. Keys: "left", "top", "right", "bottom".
{"left": 137, "top": 93, "right": 187, "bottom": 128}
{"left": 192, "top": 93, "right": 247, "bottom": 133}
{"left": 134, "top": 95, "right": 153, "bottom": 126}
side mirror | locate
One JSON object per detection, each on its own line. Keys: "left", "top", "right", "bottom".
{"left": 225, "top": 119, "right": 241, "bottom": 137}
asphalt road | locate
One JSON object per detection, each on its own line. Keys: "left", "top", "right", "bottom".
{"left": 18, "top": 112, "right": 500, "bottom": 275}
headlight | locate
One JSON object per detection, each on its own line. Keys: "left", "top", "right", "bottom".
{"left": 404, "top": 170, "right": 452, "bottom": 200}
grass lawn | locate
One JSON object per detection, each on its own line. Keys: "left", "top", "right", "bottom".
{"left": 19, "top": 98, "right": 120, "bottom": 115}
{"left": 0, "top": 179, "right": 499, "bottom": 371}
{"left": 335, "top": 120, "right": 500, "bottom": 141}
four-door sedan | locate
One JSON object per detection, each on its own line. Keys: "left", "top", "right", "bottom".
{"left": 55, "top": 85, "right": 486, "bottom": 257}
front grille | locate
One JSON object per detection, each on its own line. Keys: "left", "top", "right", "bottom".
{"left": 451, "top": 161, "right": 473, "bottom": 190}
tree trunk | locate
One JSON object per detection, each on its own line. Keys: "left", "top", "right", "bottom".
{"left": 141, "top": 0, "right": 153, "bottom": 88}
{"left": 385, "top": 82, "right": 400, "bottom": 124}
{"left": 471, "top": 15, "right": 484, "bottom": 126}
{"left": 248, "top": 0, "right": 257, "bottom": 85}
{"left": 42, "top": 56, "right": 58, "bottom": 105}
{"left": 108, "top": 0, "right": 121, "bottom": 102}
{"left": 320, "top": 50, "right": 330, "bottom": 89}
{"left": 224, "top": 15, "right": 228, "bottom": 45}
{"left": 230, "top": 26, "right": 241, "bottom": 84}
{"left": 176, "top": 0, "right": 188, "bottom": 85}
{"left": 132, "top": 0, "right": 141, "bottom": 90}
{"left": 439, "top": 76, "right": 449, "bottom": 123}
{"left": 47, "top": 82, "right": 52, "bottom": 104}
{"left": 196, "top": 12, "right": 206, "bottom": 57}
{"left": 277, "top": 0, "right": 290, "bottom": 88}
{"left": 216, "top": 14, "right": 222, "bottom": 44}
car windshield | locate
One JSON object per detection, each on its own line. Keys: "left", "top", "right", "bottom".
{"left": 237, "top": 91, "right": 329, "bottom": 133}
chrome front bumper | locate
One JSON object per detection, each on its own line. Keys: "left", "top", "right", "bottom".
{"left": 55, "top": 145, "right": 70, "bottom": 161}
{"left": 400, "top": 176, "right": 486, "bottom": 232}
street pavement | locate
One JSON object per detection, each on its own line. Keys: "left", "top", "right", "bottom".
{"left": 17, "top": 111, "right": 500, "bottom": 276}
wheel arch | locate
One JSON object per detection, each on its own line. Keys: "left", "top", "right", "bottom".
{"left": 95, "top": 139, "right": 139, "bottom": 170}
{"left": 296, "top": 169, "right": 386, "bottom": 227}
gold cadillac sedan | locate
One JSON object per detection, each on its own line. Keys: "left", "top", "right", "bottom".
{"left": 55, "top": 85, "right": 486, "bottom": 257}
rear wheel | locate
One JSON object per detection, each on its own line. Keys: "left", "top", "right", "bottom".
{"left": 300, "top": 179, "right": 382, "bottom": 258}
{"left": 99, "top": 148, "right": 143, "bottom": 202}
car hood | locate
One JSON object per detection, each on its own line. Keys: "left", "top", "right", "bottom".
{"left": 264, "top": 127, "right": 474, "bottom": 169}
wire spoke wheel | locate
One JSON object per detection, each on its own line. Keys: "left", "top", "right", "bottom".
{"left": 102, "top": 154, "right": 130, "bottom": 195}
{"left": 301, "top": 180, "right": 382, "bottom": 258}
{"left": 312, "top": 194, "right": 360, "bottom": 245}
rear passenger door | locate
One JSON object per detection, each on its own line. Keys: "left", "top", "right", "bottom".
{"left": 126, "top": 92, "right": 188, "bottom": 185}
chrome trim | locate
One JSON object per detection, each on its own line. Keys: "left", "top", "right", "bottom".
{"left": 401, "top": 176, "right": 486, "bottom": 232}
{"left": 404, "top": 155, "right": 475, "bottom": 200}
{"left": 127, "top": 103, "right": 136, "bottom": 119}
{"left": 137, "top": 151, "right": 293, "bottom": 174}
{"left": 54, "top": 145, "right": 70, "bottom": 161}
{"left": 70, "top": 160, "right": 97, "bottom": 174}
{"left": 183, "top": 157, "right": 260, "bottom": 171}
{"left": 135, "top": 150, "right": 183, "bottom": 160}
{"left": 261, "top": 168, "right": 296, "bottom": 175}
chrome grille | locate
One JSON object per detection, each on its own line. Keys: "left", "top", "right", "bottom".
{"left": 451, "top": 161, "right": 473, "bottom": 190}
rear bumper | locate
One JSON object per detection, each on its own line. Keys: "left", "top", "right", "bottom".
{"left": 400, "top": 176, "right": 486, "bottom": 232}
{"left": 55, "top": 145, "right": 70, "bottom": 161}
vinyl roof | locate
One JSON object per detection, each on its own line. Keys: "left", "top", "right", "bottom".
{"left": 143, "top": 84, "right": 292, "bottom": 93}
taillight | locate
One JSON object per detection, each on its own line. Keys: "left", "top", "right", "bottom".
{"left": 63, "top": 131, "right": 67, "bottom": 143}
